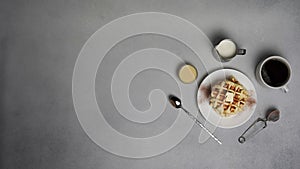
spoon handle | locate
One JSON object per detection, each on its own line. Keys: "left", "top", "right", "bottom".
{"left": 182, "top": 108, "right": 222, "bottom": 145}
{"left": 238, "top": 118, "right": 267, "bottom": 143}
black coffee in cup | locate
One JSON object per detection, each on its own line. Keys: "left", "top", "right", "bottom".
{"left": 261, "top": 59, "right": 289, "bottom": 87}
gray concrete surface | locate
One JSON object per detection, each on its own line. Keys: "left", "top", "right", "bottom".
{"left": 1, "top": 0, "right": 300, "bottom": 168}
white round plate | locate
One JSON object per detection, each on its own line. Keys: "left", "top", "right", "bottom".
{"left": 197, "top": 69, "right": 257, "bottom": 128}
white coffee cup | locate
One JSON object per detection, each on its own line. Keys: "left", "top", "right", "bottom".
{"left": 215, "top": 39, "right": 246, "bottom": 62}
{"left": 256, "top": 56, "right": 292, "bottom": 93}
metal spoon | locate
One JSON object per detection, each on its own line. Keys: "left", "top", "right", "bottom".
{"left": 238, "top": 109, "right": 280, "bottom": 143}
{"left": 169, "top": 95, "right": 222, "bottom": 145}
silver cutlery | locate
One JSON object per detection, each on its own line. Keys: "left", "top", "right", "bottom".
{"left": 169, "top": 95, "right": 222, "bottom": 145}
{"left": 238, "top": 109, "right": 280, "bottom": 143}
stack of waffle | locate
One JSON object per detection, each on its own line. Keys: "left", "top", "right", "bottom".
{"left": 209, "top": 76, "right": 249, "bottom": 117}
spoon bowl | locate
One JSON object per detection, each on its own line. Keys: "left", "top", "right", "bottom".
{"left": 267, "top": 109, "right": 280, "bottom": 122}
{"left": 169, "top": 95, "right": 182, "bottom": 108}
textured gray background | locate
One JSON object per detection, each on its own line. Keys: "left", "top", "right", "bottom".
{"left": 1, "top": 0, "right": 300, "bottom": 169}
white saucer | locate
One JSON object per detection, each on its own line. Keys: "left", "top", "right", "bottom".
{"left": 197, "top": 69, "right": 257, "bottom": 128}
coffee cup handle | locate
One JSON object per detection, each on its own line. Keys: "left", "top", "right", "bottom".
{"left": 282, "top": 85, "right": 289, "bottom": 93}
{"left": 236, "top": 49, "right": 246, "bottom": 55}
